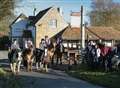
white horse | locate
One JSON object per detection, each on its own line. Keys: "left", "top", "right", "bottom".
{"left": 112, "top": 55, "right": 120, "bottom": 70}
{"left": 17, "top": 51, "right": 23, "bottom": 73}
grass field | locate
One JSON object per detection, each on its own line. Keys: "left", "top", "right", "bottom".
{"left": 67, "top": 64, "right": 120, "bottom": 88}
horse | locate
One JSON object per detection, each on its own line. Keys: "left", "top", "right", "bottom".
{"left": 54, "top": 43, "right": 64, "bottom": 65}
{"left": 16, "top": 51, "right": 22, "bottom": 73}
{"left": 8, "top": 49, "right": 22, "bottom": 74}
{"left": 42, "top": 42, "right": 55, "bottom": 72}
{"left": 22, "top": 47, "right": 35, "bottom": 72}
{"left": 35, "top": 48, "right": 44, "bottom": 70}
{"left": 111, "top": 55, "right": 120, "bottom": 70}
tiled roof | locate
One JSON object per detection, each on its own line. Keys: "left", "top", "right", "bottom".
{"left": 87, "top": 27, "right": 120, "bottom": 40}
{"left": 62, "top": 26, "right": 120, "bottom": 40}
{"left": 29, "top": 7, "right": 52, "bottom": 24}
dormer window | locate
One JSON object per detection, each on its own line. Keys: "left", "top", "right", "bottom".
{"left": 49, "top": 19, "right": 57, "bottom": 28}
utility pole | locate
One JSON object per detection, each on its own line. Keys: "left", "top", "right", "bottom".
{"left": 80, "top": 5, "right": 85, "bottom": 50}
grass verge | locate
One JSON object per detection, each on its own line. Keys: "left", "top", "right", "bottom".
{"left": 0, "top": 68, "right": 22, "bottom": 88}
{"left": 67, "top": 64, "right": 120, "bottom": 88}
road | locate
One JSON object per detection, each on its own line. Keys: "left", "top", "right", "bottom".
{"left": 0, "top": 51, "right": 104, "bottom": 88}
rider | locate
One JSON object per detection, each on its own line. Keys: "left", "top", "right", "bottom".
{"left": 45, "top": 35, "right": 51, "bottom": 47}
{"left": 56, "top": 37, "right": 64, "bottom": 65}
{"left": 25, "top": 38, "right": 33, "bottom": 49}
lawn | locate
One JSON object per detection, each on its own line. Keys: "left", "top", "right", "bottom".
{"left": 67, "top": 64, "right": 120, "bottom": 88}
{"left": 0, "top": 68, "right": 22, "bottom": 88}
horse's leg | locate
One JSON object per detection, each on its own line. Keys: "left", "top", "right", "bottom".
{"left": 56, "top": 56, "right": 59, "bottom": 65}
{"left": 45, "top": 64, "right": 48, "bottom": 72}
{"left": 17, "top": 61, "right": 21, "bottom": 73}
{"left": 60, "top": 53, "right": 63, "bottom": 65}
{"left": 30, "top": 61, "right": 32, "bottom": 71}
{"left": 28, "top": 59, "right": 32, "bottom": 72}
{"left": 24, "top": 60, "right": 28, "bottom": 71}
{"left": 40, "top": 53, "right": 44, "bottom": 70}
{"left": 60, "top": 58, "right": 62, "bottom": 65}
{"left": 27, "top": 60, "right": 30, "bottom": 72}
{"left": 10, "top": 63, "right": 13, "bottom": 72}
{"left": 40, "top": 62, "right": 43, "bottom": 70}
{"left": 13, "top": 63, "right": 17, "bottom": 74}
{"left": 51, "top": 54, "right": 54, "bottom": 65}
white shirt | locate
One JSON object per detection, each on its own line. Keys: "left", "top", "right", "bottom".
{"left": 11, "top": 42, "right": 20, "bottom": 50}
{"left": 25, "top": 40, "right": 33, "bottom": 49}
{"left": 97, "top": 48, "right": 101, "bottom": 58}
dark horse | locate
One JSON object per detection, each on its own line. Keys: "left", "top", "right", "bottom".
{"left": 54, "top": 43, "right": 64, "bottom": 65}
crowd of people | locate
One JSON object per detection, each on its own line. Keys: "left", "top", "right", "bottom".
{"left": 85, "top": 41, "right": 120, "bottom": 71}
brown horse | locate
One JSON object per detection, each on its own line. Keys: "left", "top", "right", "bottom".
{"left": 22, "top": 47, "right": 34, "bottom": 72}
{"left": 42, "top": 42, "right": 55, "bottom": 72}
{"left": 54, "top": 42, "right": 64, "bottom": 65}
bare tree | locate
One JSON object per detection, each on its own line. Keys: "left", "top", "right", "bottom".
{"left": 0, "top": 0, "right": 22, "bottom": 33}
{"left": 90, "top": 0, "right": 120, "bottom": 30}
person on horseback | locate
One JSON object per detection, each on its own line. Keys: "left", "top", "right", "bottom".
{"left": 8, "top": 39, "right": 20, "bottom": 74}
{"left": 55, "top": 37, "right": 64, "bottom": 65}
{"left": 45, "top": 36, "right": 51, "bottom": 47}
{"left": 22, "top": 38, "right": 34, "bottom": 72}
{"left": 42, "top": 36, "right": 53, "bottom": 72}
{"left": 24, "top": 38, "right": 33, "bottom": 49}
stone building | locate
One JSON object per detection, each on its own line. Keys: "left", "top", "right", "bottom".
{"left": 10, "top": 7, "right": 68, "bottom": 48}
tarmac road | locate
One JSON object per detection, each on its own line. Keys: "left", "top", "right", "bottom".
{"left": 0, "top": 51, "right": 104, "bottom": 88}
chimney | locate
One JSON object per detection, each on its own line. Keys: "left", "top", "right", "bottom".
{"left": 57, "top": 7, "right": 63, "bottom": 16}
{"left": 70, "top": 12, "right": 81, "bottom": 28}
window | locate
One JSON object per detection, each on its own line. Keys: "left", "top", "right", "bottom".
{"left": 49, "top": 19, "right": 57, "bottom": 28}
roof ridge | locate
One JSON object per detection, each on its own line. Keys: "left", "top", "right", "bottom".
{"left": 86, "top": 27, "right": 103, "bottom": 39}
{"left": 9, "top": 13, "right": 27, "bottom": 27}
{"left": 33, "top": 7, "right": 52, "bottom": 24}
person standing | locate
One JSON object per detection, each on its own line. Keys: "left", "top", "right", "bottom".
{"left": 95, "top": 44, "right": 101, "bottom": 69}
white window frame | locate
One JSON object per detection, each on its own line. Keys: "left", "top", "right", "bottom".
{"left": 49, "top": 19, "right": 57, "bottom": 28}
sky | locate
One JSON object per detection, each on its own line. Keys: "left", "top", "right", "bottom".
{"left": 14, "top": 0, "right": 120, "bottom": 24}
